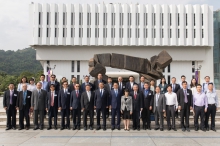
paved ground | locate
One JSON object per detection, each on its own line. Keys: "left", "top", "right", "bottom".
{"left": 1, "top": 128, "right": 220, "bottom": 146}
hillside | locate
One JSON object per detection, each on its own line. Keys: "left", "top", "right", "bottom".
{"left": 0, "top": 48, "right": 43, "bottom": 75}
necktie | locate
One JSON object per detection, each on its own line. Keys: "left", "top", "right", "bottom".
{"left": 172, "top": 84, "right": 175, "bottom": 92}
{"left": 23, "top": 91, "right": 26, "bottom": 105}
{"left": 120, "top": 83, "right": 122, "bottom": 89}
{"left": 51, "top": 92, "right": 54, "bottom": 106}
{"left": 145, "top": 90, "right": 148, "bottom": 96}
{"left": 109, "top": 84, "right": 111, "bottom": 90}
{"left": 134, "top": 92, "right": 137, "bottom": 99}
{"left": 184, "top": 90, "right": 188, "bottom": 103}
{"left": 156, "top": 94, "right": 159, "bottom": 106}
{"left": 115, "top": 90, "right": 118, "bottom": 97}
{"left": 76, "top": 91, "right": 79, "bottom": 97}
{"left": 100, "top": 89, "right": 103, "bottom": 97}
{"left": 87, "top": 91, "right": 90, "bottom": 101}
{"left": 10, "top": 90, "right": 13, "bottom": 104}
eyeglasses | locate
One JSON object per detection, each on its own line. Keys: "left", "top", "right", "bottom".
{"left": 51, "top": 77, "right": 55, "bottom": 78}
{"left": 64, "top": 84, "right": 68, "bottom": 85}
{"left": 76, "top": 86, "right": 79, "bottom": 87}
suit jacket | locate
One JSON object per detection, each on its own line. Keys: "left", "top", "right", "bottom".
{"left": 94, "top": 89, "right": 109, "bottom": 109}
{"left": 130, "top": 91, "right": 143, "bottom": 111}
{"left": 31, "top": 89, "right": 47, "bottom": 110}
{"left": 121, "top": 96, "right": 133, "bottom": 112}
{"left": 170, "top": 83, "right": 180, "bottom": 93}
{"left": 58, "top": 88, "right": 71, "bottom": 109}
{"left": 68, "top": 83, "right": 76, "bottom": 92}
{"left": 153, "top": 94, "right": 166, "bottom": 113}
{"left": 177, "top": 89, "right": 193, "bottom": 109}
{"left": 126, "top": 82, "right": 138, "bottom": 92}
{"left": 81, "top": 82, "right": 94, "bottom": 92}
{"left": 94, "top": 80, "right": 106, "bottom": 90}
{"left": 81, "top": 91, "right": 94, "bottom": 110}
{"left": 158, "top": 84, "right": 168, "bottom": 94}
{"left": 118, "top": 82, "right": 126, "bottom": 93}
{"left": 109, "top": 89, "right": 122, "bottom": 109}
{"left": 16, "top": 90, "right": 32, "bottom": 110}
{"left": 141, "top": 90, "right": 154, "bottom": 109}
{"left": 47, "top": 81, "right": 60, "bottom": 92}
{"left": 70, "top": 90, "right": 81, "bottom": 109}
{"left": 104, "top": 83, "right": 114, "bottom": 94}
{"left": 3, "top": 90, "right": 18, "bottom": 108}
{"left": 138, "top": 82, "right": 145, "bottom": 93}
{"left": 47, "top": 91, "right": 59, "bottom": 110}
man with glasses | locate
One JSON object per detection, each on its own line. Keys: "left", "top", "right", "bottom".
{"left": 58, "top": 81, "right": 71, "bottom": 130}
{"left": 48, "top": 74, "right": 60, "bottom": 92}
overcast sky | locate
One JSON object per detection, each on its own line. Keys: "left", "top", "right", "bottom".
{"left": 0, "top": 0, "right": 219, "bottom": 51}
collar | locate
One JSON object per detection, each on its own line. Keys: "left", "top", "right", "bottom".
{"left": 10, "top": 90, "right": 14, "bottom": 92}
{"left": 196, "top": 91, "right": 202, "bottom": 94}
{"left": 207, "top": 90, "right": 214, "bottom": 93}
{"left": 156, "top": 93, "right": 160, "bottom": 96}
{"left": 145, "top": 88, "right": 150, "bottom": 91}
{"left": 168, "top": 92, "right": 173, "bottom": 94}
{"left": 23, "top": 90, "right": 27, "bottom": 93}
{"left": 130, "top": 82, "right": 134, "bottom": 84}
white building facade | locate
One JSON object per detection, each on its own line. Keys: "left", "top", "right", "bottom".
{"left": 29, "top": 3, "right": 214, "bottom": 84}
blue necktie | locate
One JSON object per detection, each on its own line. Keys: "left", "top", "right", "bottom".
{"left": 115, "top": 90, "right": 118, "bottom": 97}
{"left": 23, "top": 91, "right": 26, "bottom": 105}
{"left": 145, "top": 90, "right": 148, "bottom": 96}
{"left": 100, "top": 89, "right": 103, "bottom": 97}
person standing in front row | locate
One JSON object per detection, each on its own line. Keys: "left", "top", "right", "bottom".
{"left": 205, "top": 83, "right": 218, "bottom": 132}
{"left": 153, "top": 86, "right": 166, "bottom": 131}
{"left": 94, "top": 82, "right": 109, "bottom": 131}
{"left": 58, "top": 81, "right": 71, "bottom": 130}
{"left": 165, "top": 85, "right": 178, "bottom": 131}
{"left": 109, "top": 83, "right": 122, "bottom": 130}
{"left": 177, "top": 81, "right": 192, "bottom": 132}
{"left": 170, "top": 77, "right": 180, "bottom": 118}
{"left": 193, "top": 84, "right": 208, "bottom": 131}
{"left": 3, "top": 83, "right": 18, "bottom": 130}
{"left": 16, "top": 84, "right": 32, "bottom": 130}
{"left": 46, "top": 84, "right": 59, "bottom": 130}
{"left": 70, "top": 83, "right": 82, "bottom": 130}
{"left": 31, "top": 82, "right": 47, "bottom": 130}
{"left": 81, "top": 85, "right": 94, "bottom": 130}
{"left": 130, "top": 84, "right": 143, "bottom": 131}
{"left": 141, "top": 82, "right": 153, "bottom": 130}
{"left": 121, "top": 89, "right": 133, "bottom": 131}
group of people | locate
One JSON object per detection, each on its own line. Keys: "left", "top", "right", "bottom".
{"left": 3, "top": 73, "right": 218, "bottom": 132}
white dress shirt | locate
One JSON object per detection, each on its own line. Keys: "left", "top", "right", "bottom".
{"left": 87, "top": 91, "right": 91, "bottom": 101}
{"left": 206, "top": 90, "right": 218, "bottom": 107}
{"left": 165, "top": 92, "right": 178, "bottom": 108}
{"left": 130, "top": 82, "right": 134, "bottom": 89}
{"left": 27, "top": 84, "right": 36, "bottom": 92}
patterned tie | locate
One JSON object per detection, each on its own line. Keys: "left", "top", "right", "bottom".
{"left": 184, "top": 90, "right": 188, "bottom": 103}
{"left": 51, "top": 92, "right": 54, "bottom": 106}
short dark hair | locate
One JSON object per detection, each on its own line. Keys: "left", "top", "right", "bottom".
{"left": 29, "top": 78, "right": 35, "bottom": 81}
{"left": 196, "top": 84, "right": 202, "bottom": 87}
{"left": 98, "top": 73, "right": 102, "bottom": 76}
{"left": 129, "top": 75, "right": 134, "bottom": 79}
{"left": 99, "top": 82, "right": 104, "bottom": 85}
{"left": 208, "top": 83, "right": 213, "bottom": 86}
{"left": 51, "top": 74, "right": 56, "bottom": 77}
{"left": 140, "top": 76, "right": 145, "bottom": 79}
{"left": 85, "top": 84, "right": 91, "bottom": 87}
{"left": 150, "top": 79, "right": 155, "bottom": 82}
{"left": 9, "top": 83, "right": 14, "bottom": 85}
{"left": 84, "top": 76, "right": 89, "bottom": 79}
{"left": 20, "top": 76, "right": 28, "bottom": 83}
{"left": 144, "top": 82, "right": 150, "bottom": 86}
{"left": 167, "top": 85, "right": 172, "bottom": 89}
{"left": 62, "top": 81, "right": 68, "bottom": 85}
{"left": 182, "top": 81, "right": 187, "bottom": 84}
{"left": 124, "top": 89, "right": 129, "bottom": 93}
{"left": 50, "top": 84, "right": 56, "bottom": 88}
{"left": 40, "top": 74, "right": 45, "bottom": 77}
{"left": 62, "top": 77, "right": 66, "bottom": 80}
{"left": 181, "top": 75, "right": 186, "bottom": 78}
{"left": 155, "top": 86, "right": 160, "bottom": 90}
{"left": 204, "top": 76, "right": 210, "bottom": 79}
{"left": 172, "top": 77, "right": 176, "bottom": 79}
{"left": 108, "top": 77, "right": 112, "bottom": 79}
{"left": 113, "top": 82, "right": 118, "bottom": 85}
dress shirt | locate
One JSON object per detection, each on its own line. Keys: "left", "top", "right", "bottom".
{"left": 130, "top": 82, "right": 134, "bottom": 89}
{"left": 141, "top": 82, "right": 144, "bottom": 89}
{"left": 156, "top": 93, "right": 160, "bottom": 107}
{"left": 193, "top": 92, "right": 208, "bottom": 109}
{"left": 27, "top": 84, "right": 36, "bottom": 92}
{"left": 202, "top": 82, "right": 216, "bottom": 93}
{"left": 10, "top": 90, "right": 14, "bottom": 104}
{"left": 144, "top": 89, "right": 150, "bottom": 96}
{"left": 87, "top": 91, "right": 91, "bottom": 101}
{"left": 150, "top": 86, "right": 155, "bottom": 93}
{"left": 51, "top": 81, "right": 55, "bottom": 84}
{"left": 206, "top": 90, "right": 218, "bottom": 107}
{"left": 51, "top": 91, "right": 55, "bottom": 106}
{"left": 100, "top": 89, "right": 103, "bottom": 96}
{"left": 165, "top": 92, "right": 178, "bottom": 108}
{"left": 172, "top": 83, "right": 176, "bottom": 92}
{"left": 23, "top": 90, "right": 27, "bottom": 105}
{"left": 17, "top": 83, "right": 29, "bottom": 92}
{"left": 179, "top": 81, "right": 190, "bottom": 89}
{"left": 119, "top": 82, "right": 122, "bottom": 89}
{"left": 191, "top": 86, "right": 197, "bottom": 95}
{"left": 108, "top": 83, "right": 112, "bottom": 90}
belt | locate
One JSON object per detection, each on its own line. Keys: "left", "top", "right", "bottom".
{"left": 208, "top": 104, "right": 215, "bottom": 106}
{"left": 166, "top": 105, "right": 174, "bottom": 107}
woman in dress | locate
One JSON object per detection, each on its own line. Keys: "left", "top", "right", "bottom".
{"left": 121, "top": 89, "right": 133, "bottom": 131}
{"left": 190, "top": 78, "right": 197, "bottom": 95}
{"left": 27, "top": 78, "right": 36, "bottom": 92}
{"left": 17, "top": 76, "right": 29, "bottom": 91}
{"left": 158, "top": 77, "right": 168, "bottom": 94}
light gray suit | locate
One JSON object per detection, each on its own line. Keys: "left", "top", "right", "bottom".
{"left": 31, "top": 89, "right": 47, "bottom": 128}
{"left": 121, "top": 96, "right": 133, "bottom": 112}
{"left": 153, "top": 93, "right": 166, "bottom": 129}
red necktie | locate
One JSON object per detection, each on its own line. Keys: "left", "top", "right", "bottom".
{"left": 76, "top": 91, "right": 78, "bottom": 97}
{"left": 134, "top": 92, "right": 137, "bottom": 99}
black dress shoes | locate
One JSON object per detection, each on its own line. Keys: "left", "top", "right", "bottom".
{"left": 167, "top": 127, "right": 171, "bottom": 131}
{"left": 154, "top": 127, "right": 159, "bottom": 130}
{"left": 5, "top": 127, "right": 11, "bottom": 130}
{"left": 103, "top": 127, "right": 106, "bottom": 131}
{"left": 89, "top": 126, "right": 93, "bottom": 130}
{"left": 186, "top": 128, "right": 190, "bottom": 132}
{"left": 18, "top": 128, "right": 23, "bottom": 130}
{"left": 182, "top": 128, "right": 186, "bottom": 132}
{"left": 137, "top": 128, "right": 140, "bottom": 131}
{"left": 84, "top": 127, "right": 87, "bottom": 131}
{"left": 47, "top": 127, "right": 51, "bottom": 130}
{"left": 172, "top": 128, "right": 177, "bottom": 131}
{"left": 54, "top": 126, "right": 57, "bottom": 130}
{"left": 148, "top": 126, "right": 151, "bottom": 130}
{"left": 72, "top": 126, "right": 76, "bottom": 130}
{"left": 34, "top": 127, "right": 39, "bottom": 130}
{"left": 60, "top": 127, "right": 64, "bottom": 130}
{"left": 117, "top": 127, "right": 120, "bottom": 130}
{"left": 96, "top": 127, "right": 101, "bottom": 130}
{"left": 206, "top": 127, "right": 209, "bottom": 131}
{"left": 12, "top": 127, "right": 16, "bottom": 130}
{"left": 211, "top": 128, "right": 216, "bottom": 132}
{"left": 160, "top": 128, "right": 163, "bottom": 131}
{"left": 111, "top": 127, "right": 115, "bottom": 130}
{"left": 195, "top": 127, "right": 198, "bottom": 131}
{"left": 40, "top": 127, "right": 43, "bottom": 130}
{"left": 77, "top": 126, "right": 80, "bottom": 130}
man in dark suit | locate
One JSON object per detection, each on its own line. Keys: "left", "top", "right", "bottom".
{"left": 31, "top": 82, "right": 47, "bottom": 130}
{"left": 153, "top": 86, "right": 166, "bottom": 131}
{"left": 104, "top": 77, "right": 113, "bottom": 118}
{"left": 46, "top": 84, "right": 59, "bottom": 130}
{"left": 58, "top": 81, "right": 71, "bottom": 130}
{"left": 16, "top": 84, "right": 32, "bottom": 130}
{"left": 81, "top": 75, "right": 94, "bottom": 92}
{"left": 171, "top": 77, "right": 181, "bottom": 118}
{"left": 118, "top": 76, "right": 126, "bottom": 93}
{"left": 177, "top": 81, "right": 193, "bottom": 132}
{"left": 138, "top": 76, "right": 145, "bottom": 93}
{"left": 109, "top": 83, "right": 122, "bottom": 130}
{"left": 47, "top": 74, "right": 60, "bottom": 92}
{"left": 3, "top": 83, "right": 18, "bottom": 130}
{"left": 141, "top": 82, "right": 154, "bottom": 130}
{"left": 126, "top": 76, "right": 137, "bottom": 92}
{"left": 93, "top": 73, "right": 106, "bottom": 90}
{"left": 130, "top": 84, "right": 143, "bottom": 131}
{"left": 94, "top": 82, "right": 109, "bottom": 131}
{"left": 70, "top": 83, "right": 82, "bottom": 130}
{"left": 81, "top": 85, "right": 94, "bottom": 130}
{"left": 68, "top": 77, "right": 77, "bottom": 91}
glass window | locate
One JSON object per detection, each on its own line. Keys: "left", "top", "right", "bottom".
{"left": 71, "top": 61, "right": 74, "bottom": 72}
{"left": 77, "top": 61, "right": 80, "bottom": 72}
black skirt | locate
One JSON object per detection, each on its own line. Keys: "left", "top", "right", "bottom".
{"left": 122, "top": 107, "right": 131, "bottom": 120}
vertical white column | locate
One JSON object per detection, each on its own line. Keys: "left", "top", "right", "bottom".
{"left": 155, "top": 4, "right": 161, "bottom": 46}
{"left": 82, "top": 4, "right": 88, "bottom": 45}
{"left": 114, "top": 3, "right": 120, "bottom": 46}
{"left": 131, "top": 3, "right": 136, "bottom": 46}
{"left": 74, "top": 4, "right": 80, "bottom": 45}
{"left": 178, "top": 5, "right": 185, "bottom": 46}
{"left": 42, "top": 3, "right": 49, "bottom": 45}
{"left": 170, "top": 5, "right": 177, "bottom": 46}
{"left": 33, "top": 3, "right": 42, "bottom": 45}
{"left": 50, "top": 4, "right": 55, "bottom": 45}
{"left": 147, "top": 4, "right": 153, "bottom": 46}
{"left": 186, "top": 5, "right": 193, "bottom": 46}
{"left": 29, "top": 3, "right": 34, "bottom": 46}
{"left": 139, "top": 4, "right": 144, "bottom": 46}
{"left": 162, "top": 5, "right": 169, "bottom": 46}
{"left": 90, "top": 4, "right": 96, "bottom": 46}
{"left": 66, "top": 4, "right": 72, "bottom": 45}
{"left": 194, "top": 5, "right": 201, "bottom": 46}
{"left": 208, "top": 5, "right": 213, "bottom": 46}
{"left": 98, "top": 3, "right": 104, "bottom": 45}
{"left": 58, "top": 4, "right": 65, "bottom": 45}
{"left": 106, "top": 4, "right": 112, "bottom": 46}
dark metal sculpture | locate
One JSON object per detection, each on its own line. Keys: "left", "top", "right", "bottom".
{"left": 88, "top": 50, "right": 172, "bottom": 81}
